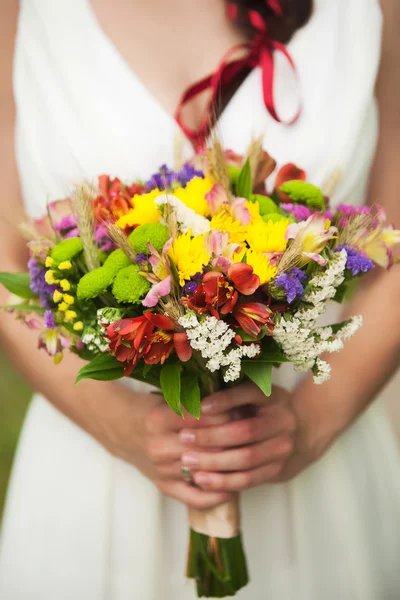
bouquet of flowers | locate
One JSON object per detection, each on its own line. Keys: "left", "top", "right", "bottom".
{"left": 1, "top": 138, "right": 399, "bottom": 597}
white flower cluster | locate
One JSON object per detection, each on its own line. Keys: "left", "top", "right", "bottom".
{"left": 178, "top": 313, "right": 260, "bottom": 382}
{"left": 297, "top": 249, "right": 347, "bottom": 323}
{"left": 82, "top": 308, "right": 124, "bottom": 354}
{"left": 336, "top": 315, "right": 363, "bottom": 340}
{"left": 155, "top": 194, "right": 210, "bottom": 236}
{"left": 97, "top": 307, "right": 122, "bottom": 326}
{"left": 273, "top": 251, "right": 362, "bottom": 385}
{"left": 82, "top": 328, "right": 109, "bottom": 353}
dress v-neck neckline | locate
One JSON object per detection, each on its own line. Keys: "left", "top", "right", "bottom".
{"left": 84, "top": 0, "right": 259, "bottom": 149}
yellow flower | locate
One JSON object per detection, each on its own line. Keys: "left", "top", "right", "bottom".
{"left": 45, "top": 270, "right": 59, "bottom": 285}
{"left": 168, "top": 231, "right": 210, "bottom": 286}
{"left": 65, "top": 310, "right": 77, "bottom": 322}
{"left": 59, "top": 260, "right": 72, "bottom": 271}
{"left": 53, "top": 290, "right": 63, "bottom": 303}
{"left": 210, "top": 211, "right": 247, "bottom": 244}
{"left": 58, "top": 302, "right": 69, "bottom": 312}
{"left": 173, "top": 177, "right": 214, "bottom": 217}
{"left": 60, "top": 279, "right": 71, "bottom": 292}
{"left": 45, "top": 256, "right": 55, "bottom": 268}
{"left": 246, "top": 219, "right": 289, "bottom": 253}
{"left": 116, "top": 189, "right": 161, "bottom": 228}
{"left": 63, "top": 294, "right": 75, "bottom": 305}
{"left": 246, "top": 250, "right": 276, "bottom": 285}
{"left": 73, "top": 321, "right": 84, "bottom": 332}
{"left": 246, "top": 201, "right": 263, "bottom": 224}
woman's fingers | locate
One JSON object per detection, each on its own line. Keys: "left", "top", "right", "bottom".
{"left": 180, "top": 410, "right": 296, "bottom": 449}
{"left": 201, "top": 381, "right": 268, "bottom": 416}
{"left": 181, "top": 436, "right": 293, "bottom": 472}
{"left": 146, "top": 403, "right": 232, "bottom": 434}
{"left": 157, "top": 480, "right": 233, "bottom": 510}
{"left": 192, "top": 462, "right": 284, "bottom": 492}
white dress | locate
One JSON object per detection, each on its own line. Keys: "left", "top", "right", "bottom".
{"left": 1, "top": 1, "right": 400, "bottom": 599}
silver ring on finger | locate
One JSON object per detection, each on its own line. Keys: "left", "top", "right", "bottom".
{"left": 181, "top": 465, "right": 194, "bottom": 484}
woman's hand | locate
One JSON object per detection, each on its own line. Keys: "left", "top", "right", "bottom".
{"left": 179, "top": 381, "right": 316, "bottom": 492}
{"left": 101, "top": 387, "right": 234, "bottom": 509}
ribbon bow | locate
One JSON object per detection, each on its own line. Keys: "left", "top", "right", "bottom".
{"left": 175, "top": 1, "right": 301, "bottom": 151}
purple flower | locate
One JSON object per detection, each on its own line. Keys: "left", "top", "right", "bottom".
{"left": 336, "top": 204, "right": 371, "bottom": 217}
{"left": 145, "top": 164, "right": 177, "bottom": 190}
{"left": 178, "top": 163, "right": 204, "bottom": 186}
{"left": 95, "top": 223, "right": 116, "bottom": 252}
{"left": 54, "top": 214, "right": 79, "bottom": 238}
{"left": 28, "top": 258, "right": 59, "bottom": 309}
{"left": 136, "top": 253, "right": 149, "bottom": 265}
{"left": 274, "top": 267, "right": 306, "bottom": 304}
{"left": 145, "top": 163, "right": 204, "bottom": 191}
{"left": 334, "top": 245, "right": 375, "bottom": 276}
{"left": 183, "top": 272, "right": 202, "bottom": 294}
{"left": 281, "top": 203, "right": 311, "bottom": 221}
{"left": 183, "top": 281, "right": 198, "bottom": 294}
{"left": 44, "top": 310, "right": 56, "bottom": 329}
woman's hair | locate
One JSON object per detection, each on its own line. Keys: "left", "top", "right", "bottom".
{"left": 232, "top": 0, "right": 313, "bottom": 43}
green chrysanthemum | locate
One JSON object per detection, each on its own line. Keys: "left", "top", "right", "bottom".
{"left": 262, "top": 212, "right": 289, "bottom": 224}
{"left": 112, "top": 265, "right": 150, "bottom": 304}
{"left": 51, "top": 237, "right": 83, "bottom": 263}
{"left": 252, "top": 194, "right": 279, "bottom": 216}
{"left": 279, "top": 181, "right": 325, "bottom": 211}
{"left": 103, "top": 249, "right": 132, "bottom": 274}
{"left": 128, "top": 223, "right": 170, "bottom": 254}
{"left": 77, "top": 267, "right": 114, "bottom": 300}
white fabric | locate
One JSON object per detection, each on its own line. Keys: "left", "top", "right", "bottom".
{"left": 1, "top": 0, "right": 400, "bottom": 598}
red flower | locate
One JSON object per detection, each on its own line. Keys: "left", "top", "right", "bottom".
{"left": 106, "top": 312, "right": 192, "bottom": 375}
{"left": 227, "top": 263, "right": 260, "bottom": 295}
{"left": 94, "top": 176, "right": 147, "bottom": 223}
{"left": 182, "top": 271, "right": 238, "bottom": 318}
{"left": 274, "top": 163, "right": 306, "bottom": 202}
{"left": 232, "top": 302, "right": 274, "bottom": 338}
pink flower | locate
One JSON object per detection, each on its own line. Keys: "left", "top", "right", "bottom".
{"left": 286, "top": 214, "right": 337, "bottom": 266}
{"left": 205, "top": 184, "right": 229, "bottom": 216}
{"left": 231, "top": 198, "right": 252, "bottom": 225}
{"left": 143, "top": 276, "right": 171, "bottom": 307}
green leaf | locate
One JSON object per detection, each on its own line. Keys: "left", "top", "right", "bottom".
{"left": 0, "top": 272, "right": 37, "bottom": 299}
{"left": 236, "top": 159, "right": 252, "bottom": 200}
{"left": 242, "top": 362, "right": 272, "bottom": 397}
{"left": 235, "top": 327, "right": 266, "bottom": 342}
{"left": 143, "top": 363, "right": 153, "bottom": 377}
{"left": 259, "top": 339, "right": 291, "bottom": 362}
{"left": 0, "top": 303, "right": 45, "bottom": 313}
{"left": 181, "top": 376, "right": 201, "bottom": 419}
{"left": 333, "top": 278, "right": 358, "bottom": 304}
{"left": 160, "top": 363, "right": 183, "bottom": 416}
{"left": 75, "top": 353, "right": 124, "bottom": 384}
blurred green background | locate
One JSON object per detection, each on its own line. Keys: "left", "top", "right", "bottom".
{"left": 0, "top": 351, "right": 31, "bottom": 519}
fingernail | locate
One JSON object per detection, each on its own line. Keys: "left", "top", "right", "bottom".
{"left": 182, "top": 453, "right": 199, "bottom": 467}
{"left": 201, "top": 400, "right": 216, "bottom": 414}
{"left": 194, "top": 473, "right": 211, "bottom": 487}
{"left": 180, "top": 430, "right": 196, "bottom": 444}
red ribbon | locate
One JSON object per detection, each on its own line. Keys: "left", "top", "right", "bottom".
{"left": 175, "top": 1, "right": 301, "bottom": 151}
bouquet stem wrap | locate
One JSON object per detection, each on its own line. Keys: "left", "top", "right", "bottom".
{"left": 186, "top": 496, "right": 249, "bottom": 597}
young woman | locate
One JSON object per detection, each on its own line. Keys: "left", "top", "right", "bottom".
{"left": 0, "top": 1, "right": 399, "bottom": 598}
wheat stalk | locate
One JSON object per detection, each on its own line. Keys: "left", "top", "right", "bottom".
{"left": 73, "top": 185, "right": 99, "bottom": 271}
{"left": 245, "top": 135, "right": 263, "bottom": 186}
{"left": 208, "top": 132, "right": 232, "bottom": 199}
{"left": 322, "top": 168, "right": 342, "bottom": 198}
{"left": 107, "top": 224, "right": 137, "bottom": 262}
